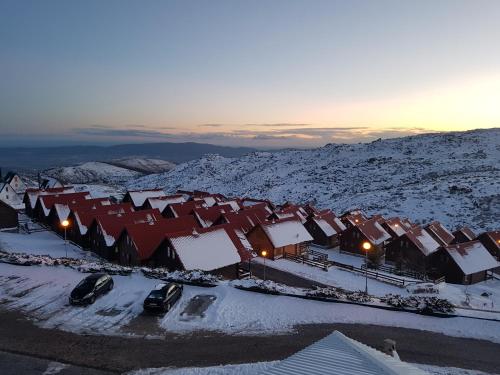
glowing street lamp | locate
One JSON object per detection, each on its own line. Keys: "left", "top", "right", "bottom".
{"left": 261, "top": 250, "right": 268, "bottom": 281}
{"left": 61, "top": 219, "right": 70, "bottom": 258}
{"left": 362, "top": 241, "right": 372, "bottom": 294}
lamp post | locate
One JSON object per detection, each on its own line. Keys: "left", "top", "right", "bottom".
{"left": 61, "top": 219, "right": 69, "bottom": 258}
{"left": 362, "top": 241, "right": 372, "bottom": 295}
{"left": 261, "top": 250, "right": 268, "bottom": 281}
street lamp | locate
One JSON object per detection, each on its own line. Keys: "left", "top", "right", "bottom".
{"left": 261, "top": 250, "right": 268, "bottom": 281}
{"left": 362, "top": 241, "right": 372, "bottom": 295}
{"left": 61, "top": 219, "right": 69, "bottom": 258}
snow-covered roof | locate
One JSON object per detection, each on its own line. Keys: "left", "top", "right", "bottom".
{"left": 357, "top": 218, "right": 391, "bottom": 245}
{"left": 425, "top": 222, "right": 455, "bottom": 246}
{"left": 384, "top": 218, "right": 409, "bottom": 237}
{"left": 262, "top": 220, "right": 313, "bottom": 248}
{"left": 168, "top": 228, "right": 241, "bottom": 271}
{"left": 126, "top": 189, "right": 166, "bottom": 207}
{"left": 263, "top": 330, "right": 428, "bottom": 375}
{"left": 54, "top": 203, "right": 71, "bottom": 221}
{"left": 313, "top": 218, "right": 337, "bottom": 236}
{"left": 146, "top": 195, "right": 186, "bottom": 212}
{"left": 444, "top": 241, "right": 499, "bottom": 275}
{"left": 406, "top": 227, "right": 441, "bottom": 256}
{"left": 454, "top": 227, "right": 476, "bottom": 241}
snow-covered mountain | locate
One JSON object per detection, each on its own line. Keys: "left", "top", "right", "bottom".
{"left": 44, "top": 161, "right": 142, "bottom": 184}
{"left": 129, "top": 128, "right": 500, "bottom": 232}
{"left": 108, "top": 158, "right": 175, "bottom": 174}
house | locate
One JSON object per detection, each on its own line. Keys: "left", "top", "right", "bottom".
{"left": 270, "top": 205, "right": 308, "bottom": 223}
{"left": 246, "top": 218, "right": 313, "bottom": 260}
{"left": 477, "top": 231, "right": 500, "bottom": 260}
{"left": 153, "top": 226, "right": 243, "bottom": 279}
{"left": 116, "top": 216, "right": 201, "bottom": 267}
{"left": 2, "top": 171, "right": 27, "bottom": 194}
{"left": 122, "top": 189, "right": 167, "bottom": 209}
{"left": 215, "top": 206, "right": 269, "bottom": 233}
{"left": 339, "top": 218, "right": 391, "bottom": 261}
{"left": 193, "top": 205, "right": 234, "bottom": 228}
{"left": 304, "top": 211, "right": 346, "bottom": 248}
{"left": 143, "top": 194, "right": 186, "bottom": 211}
{"left": 424, "top": 221, "right": 455, "bottom": 246}
{"left": 381, "top": 217, "right": 412, "bottom": 240}
{"left": 66, "top": 203, "right": 135, "bottom": 247}
{"left": 33, "top": 192, "right": 91, "bottom": 223}
{"left": 47, "top": 198, "right": 111, "bottom": 234}
{"left": 452, "top": 227, "right": 477, "bottom": 244}
{"left": 340, "top": 210, "right": 368, "bottom": 228}
{"left": 385, "top": 226, "right": 441, "bottom": 273}
{"left": 431, "top": 241, "right": 499, "bottom": 284}
{"left": 240, "top": 197, "right": 275, "bottom": 211}
{"left": 162, "top": 200, "right": 205, "bottom": 218}
{"left": 0, "top": 200, "right": 18, "bottom": 230}
{"left": 23, "top": 186, "right": 75, "bottom": 216}
{"left": 0, "top": 182, "right": 23, "bottom": 209}
{"left": 86, "top": 209, "right": 162, "bottom": 260}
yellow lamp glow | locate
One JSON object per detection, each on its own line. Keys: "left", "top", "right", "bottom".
{"left": 362, "top": 242, "right": 372, "bottom": 251}
{"left": 261, "top": 250, "right": 268, "bottom": 257}
{"left": 61, "top": 220, "right": 69, "bottom": 228}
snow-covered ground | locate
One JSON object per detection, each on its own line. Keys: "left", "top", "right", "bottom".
{"left": 128, "top": 361, "right": 493, "bottom": 375}
{"left": 44, "top": 161, "right": 142, "bottom": 184}
{"left": 73, "top": 183, "right": 124, "bottom": 200}
{"left": 129, "top": 128, "right": 500, "bottom": 232}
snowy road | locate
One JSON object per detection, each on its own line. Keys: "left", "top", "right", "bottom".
{"left": 1, "top": 309, "right": 500, "bottom": 374}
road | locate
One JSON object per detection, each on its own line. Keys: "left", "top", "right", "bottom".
{"left": 246, "top": 260, "right": 328, "bottom": 288}
{"left": 1, "top": 309, "right": 500, "bottom": 374}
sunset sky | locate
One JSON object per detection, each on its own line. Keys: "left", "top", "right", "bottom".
{"left": 1, "top": 0, "right": 499, "bottom": 148}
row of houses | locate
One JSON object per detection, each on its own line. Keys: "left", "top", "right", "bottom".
{"left": 11, "top": 185, "right": 500, "bottom": 284}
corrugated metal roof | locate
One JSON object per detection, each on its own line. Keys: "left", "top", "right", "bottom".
{"left": 262, "top": 331, "right": 428, "bottom": 375}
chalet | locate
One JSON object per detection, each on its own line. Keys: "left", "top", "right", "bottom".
{"left": 452, "top": 227, "right": 477, "bottom": 244}
{"left": 215, "top": 199, "right": 241, "bottom": 211}
{"left": 381, "top": 217, "right": 412, "bottom": 241}
{"left": 424, "top": 221, "right": 455, "bottom": 246}
{"left": 339, "top": 218, "right": 391, "bottom": 263}
{"left": 66, "top": 203, "right": 135, "bottom": 246}
{"left": 33, "top": 192, "right": 90, "bottom": 223}
{"left": 143, "top": 194, "right": 186, "bottom": 211}
{"left": 246, "top": 219, "right": 313, "bottom": 260}
{"left": 304, "top": 211, "right": 346, "bottom": 248}
{"left": 215, "top": 206, "right": 269, "bottom": 233}
{"left": 47, "top": 198, "right": 111, "bottom": 234}
{"left": 431, "top": 241, "right": 499, "bottom": 284}
{"left": 240, "top": 197, "right": 275, "bottom": 212}
{"left": 385, "top": 226, "right": 441, "bottom": 273}
{"left": 193, "top": 205, "right": 233, "bottom": 228}
{"left": 477, "top": 231, "right": 500, "bottom": 260}
{"left": 153, "top": 226, "right": 242, "bottom": 279}
{"left": 276, "top": 205, "right": 309, "bottom": 223}
{"left": 162, "top": 200, "right": 205, "bottom": 218}
{"left": 87, "top": 209, "right": 162, "bottom": 260}
{"left": 2, "top": 171, "right": 27, "bottom": 194}
{"left": 116, "top": 216, "right": 201, "bottom": 267}
{"left": 0, "top": 182, "right": 23, "bottom": 209}
{"left": 23, "top": 186, "right": 75, "bottom": 216}
{"left": 340, "top": 210, "right": 368, "bottom": 228}
{"left": 0, "top": 199, "right": 18, "bottom": 230}
{"left": 122, "top": 189, "right": 167, "bottom": 210}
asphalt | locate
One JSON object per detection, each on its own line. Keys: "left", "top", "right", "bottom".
{"left": 1, "top": 309, "right": 500, "bottom": 374}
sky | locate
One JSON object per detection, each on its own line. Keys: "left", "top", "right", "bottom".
{"left": 1, "top": 0, "right": 500, "bottom": 148}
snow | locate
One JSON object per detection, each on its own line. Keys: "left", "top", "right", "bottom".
{"left": 262, "top": 220, "right": 313, "bottom": 248}
{"left": 129, "top": 129, "right": 500, "bottom": 233}
{"left": 147, "top": 196, "right": 186, "bottom": 212}
{"left": 314, "top": 218, "right": 337, "bottom": 236}
{"left": 0, "top": 230, "right": 96, "bottom": 260}
{"left": 128, "top": 362, "right": 493, "bottom": 375}
{"left": 54, "top": 203, "right": 71, "bottom": 221}
{"left": 129, "top": 190, "right": 167, "bottom": 207}
{"left": 169, "top": 229, "right": 242, "bottom": 271}
{"left": 445, "top": 242, "right": 499, "bottom": 275}
{"left": 414, "top": 229, "right": 441, "bottom": 256}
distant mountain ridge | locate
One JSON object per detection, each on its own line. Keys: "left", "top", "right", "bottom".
{"left": 0, "top": 142, "right": 257, "bottom": 170}
{"left": 129, "top": 128, "right": 500, "bottom": 232}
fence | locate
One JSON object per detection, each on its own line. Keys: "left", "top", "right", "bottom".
{"left": 329, "top": 260, "right": 408, "bottom": 287}
{"left": 283, "top": 252, "right": 329, "bottom": 271}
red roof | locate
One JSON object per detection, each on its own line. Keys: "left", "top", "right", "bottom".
{"left": 72, "top": 203, "right": 134, "bottom": 228}
{"left": 38, "top": 192, "right": 90, "bottom": 214}
{"left": 167, "top": 201, "right": 205, "bottom": 217}
{"left": 341, "top": 211, "right": 368, "bottom": 226}
{"left": 454, "top": 227, "right": 476, "bottom": 241}
{"left": 355, "top": 218, "right": 391, "bottom": 245}
{"left": 425, "top": 221, "right": 455, "bottom": 246}
{"left": 312, "top": 210, "right": 346, "bottom": 234}
{"left": 220, "top": 207, "right": 269, "bottom": 233}
{"left": 92, "top": 209, "right": 162, "bottom": 241}
{"left": 193, "top": 205, "right": 234, "bottom": 227}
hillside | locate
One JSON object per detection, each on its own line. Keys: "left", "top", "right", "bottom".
{"left": 107, "top": 158, "right": 175, "bottom": 174}
{"left": 129, "top": 128, "right": 500, "bottom": 232}
{"left": 44, "top": 161, "right": 142, "bottom": 184}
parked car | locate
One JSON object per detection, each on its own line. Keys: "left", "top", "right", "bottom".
{"left": 69, "top": 273, "right": 114, "bottom": 305}
{"left": 143, "top": 282, "right": 183, "bottom": 313}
